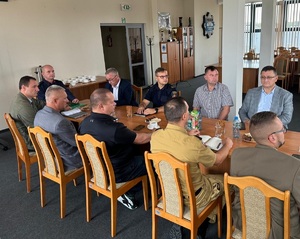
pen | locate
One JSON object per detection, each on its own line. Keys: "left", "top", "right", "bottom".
{"left": 217, "top": 142, "right": 221, "bottom": 149}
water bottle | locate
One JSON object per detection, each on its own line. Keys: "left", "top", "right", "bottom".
{"left": 233, "top": 116, "right": 241, "bottom": 138}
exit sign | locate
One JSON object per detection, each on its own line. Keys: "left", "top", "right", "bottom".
{"left": 120, "top": 4, "right": 131, "bottom": 11}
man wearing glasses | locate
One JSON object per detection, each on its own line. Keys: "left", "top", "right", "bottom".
{"left": 239, "top": 65, "right": 293, "bottom": 127}
{"left": 105, "top": 67, "right": 138, "bottom": 106}
{"left": 231, "top": 111, "right": 300, "bottom": 238}
{"left": 137, "top": 67, "right": 176, "bottom": 115}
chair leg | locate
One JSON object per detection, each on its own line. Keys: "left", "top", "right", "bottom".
{"left": 73, "top": 179, "right": 77, "bottom": 186}
{"left": 40, "top": 176, "right": 46, "bottom": 208}
{"left": 60, "top": 183, "right": 66, "bottom": 219}
{"left": 152, "top": 212, "right": 157, "bottom": 239}
{"left": 142, "top": 176, "right": 149, "bottom": 211}
{"left": 25, "top": 161, "right": 31, "bottom": 193}
{"left": 17, "top": 156, "right": 22, "bottom": 182}
{"left": 191, "top": 225, "right": 197, "bottom": 239}
{"left": 86, "top": 187, "right": 92, "bottom": 222}
{"left": 111, "top": 197, "right": 117, "bottom": 237}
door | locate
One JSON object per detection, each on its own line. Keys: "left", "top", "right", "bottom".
{"left": 101, "top": 24, "right": 147, "bottom": 87}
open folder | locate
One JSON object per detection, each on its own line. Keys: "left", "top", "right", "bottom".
{"left": 61, "top": 108, "right": 87, "bottom": 119}
{"left": 200, "top": 135, "right": 223, "bottom": 151}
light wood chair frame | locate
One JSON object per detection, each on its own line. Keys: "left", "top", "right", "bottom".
{"left": 274, "top": 55, "right": 290, "bottom": 89}
{"left": 144, "top": 151, "right": 222, "bottom": 239}
{"left": 132, "top": 84, "right": 143, "bottom": 104}
{"left": 224, "top": 173, "right": 290, "bottom": 239}
{"left": 28, "top": 126, "right": 84, "bottom": 219}
{"left": 4, "top": 113, "right": 37, "bottom": 193}
{"left": 76, "top": 134, "right": 148, "bottom": 237}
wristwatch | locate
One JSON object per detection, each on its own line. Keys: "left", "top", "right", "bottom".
{"left": 155, "top": 108, "right": 158, "bottom": 114}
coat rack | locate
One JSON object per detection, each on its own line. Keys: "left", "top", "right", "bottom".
{"left": 146, "top": 36, "right": 154, "bottom": 86}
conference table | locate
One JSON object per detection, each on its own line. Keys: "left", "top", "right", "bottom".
{"left": 67, "top": 100, "right": 300, "bottom": 175}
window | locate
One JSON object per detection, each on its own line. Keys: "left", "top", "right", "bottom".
{"left": 244, "top": 0, "right": 300, "bottom": 53}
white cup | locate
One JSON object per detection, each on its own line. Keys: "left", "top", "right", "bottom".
{"left": 148, "top": 121, "right": 158, "bottom": 130}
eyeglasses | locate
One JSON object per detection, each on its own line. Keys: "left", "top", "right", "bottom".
{"left": 269, "top": 126, "right": 287, "bottom": 136}
{"left": 260, "top": 76, "right": 276, "bottom": 80}
{"left": 156, "top": 75, "right": 169, "bottom": 79}
{"left": 106, "top": 75, "right": 117, "bottom": 82}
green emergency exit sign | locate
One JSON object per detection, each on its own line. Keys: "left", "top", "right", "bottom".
{"left": 120, "top": 4, "right": 131, "bottom": 11}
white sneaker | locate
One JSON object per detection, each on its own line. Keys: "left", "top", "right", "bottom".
{"left": 117, "top": 193, "right": 138, "bottom": 210}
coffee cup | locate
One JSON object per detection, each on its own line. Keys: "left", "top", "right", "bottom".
{"left": 148, "top": 121, "right": 158, "bottom": 130}
{"left": 126, "top": 105, "right": 133, "bottom": 117}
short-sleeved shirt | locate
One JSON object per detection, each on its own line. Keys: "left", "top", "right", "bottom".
{"left": 79, "top": 112, "right": 137, "bottom": 178}
{"left": 144, "top": 83, "right": 175, "bottom": 108}
{"left": 150, "top": 124, "right": 218, "bottom": 207}
{"left": 38, "top": 79, "right": 76, "bottom": 101}
{"left": 193, "top": 83, "right": 233, "bottom": 119}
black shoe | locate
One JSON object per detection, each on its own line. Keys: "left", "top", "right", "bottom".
{"left": 117, "top": 193, "right": 138, "bottom": 210}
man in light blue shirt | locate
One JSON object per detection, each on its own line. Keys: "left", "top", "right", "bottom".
{"left": 239, "top": 65, "right": 293, "bottom": 127}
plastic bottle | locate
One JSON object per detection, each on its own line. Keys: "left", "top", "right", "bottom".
{"left": 190, "top": 110, "right": 202, "bottom": 130}
{"left": 233, "top": 116, "right": 241, "bottom": 138}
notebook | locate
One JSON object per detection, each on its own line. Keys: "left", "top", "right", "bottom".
{"left": 61, "top": 108, "right": 87, "bottom": 119}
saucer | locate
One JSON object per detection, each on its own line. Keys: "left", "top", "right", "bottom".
{"left": 147, "top": 125, "right": 160, "bottom": 130}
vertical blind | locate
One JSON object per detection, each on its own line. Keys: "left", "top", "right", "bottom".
{"left": 244, "top": 0, "right": 300, "bottom": 52}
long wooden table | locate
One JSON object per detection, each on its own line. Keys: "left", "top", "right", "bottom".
{"left": 67, "top": 102, "right": 300, "bottom": 175}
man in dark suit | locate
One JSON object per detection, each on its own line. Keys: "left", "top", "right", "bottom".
{"left": 105, "top": 67, "right": 137, "bottom": 106}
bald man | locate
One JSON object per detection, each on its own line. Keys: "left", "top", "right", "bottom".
{"left": 37, "top": 64, "right": 79, "bottom": 103}
{"left": 34, "top": 85, "right": 82, "bottom": 171}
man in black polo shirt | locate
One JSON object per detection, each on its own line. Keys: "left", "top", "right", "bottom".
{"left": 79, "top": 88, "right": 152, "bottom": 210}
{"left": 137, "top": 67, "right": 176, "bottom": 115}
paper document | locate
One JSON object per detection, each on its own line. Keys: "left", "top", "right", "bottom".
{"left": 200, "top": 135, "right": 223, "bottom": 151}
{"left": 61, "top": 108, "right": 87, "bottom": 118}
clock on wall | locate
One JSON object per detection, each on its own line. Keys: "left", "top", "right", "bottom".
{"left": 202, "top": 12, "right": 215, "bottom": 38}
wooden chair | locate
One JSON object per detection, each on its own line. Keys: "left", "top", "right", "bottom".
{"left": 224, "top": 173, "right": 290, "bottom": 239}
{"left": 75, "top": 134, "right": 148, "bottom": 237}
{"left": 132, "top": 84, "right": 143, "bottom": 104}
{"left": 243, "top": 52, "right": 255, "bottom": 60}
{"left": 274, "top": 55, "right": 290, "bottom": 89}
{"left": 28, "top": 126, "right": 84, "bottom": 219}
{"left": 144, "top": 151, "right": 222, "bottom": 239}
{"left": 4, "top": 113, "right": 37, "bottom": 193}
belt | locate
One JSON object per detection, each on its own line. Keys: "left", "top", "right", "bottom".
{"left": 195, "top": 187, "right": 202, "bottom": 196}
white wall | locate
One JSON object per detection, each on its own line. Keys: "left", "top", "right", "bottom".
{"left": 0, "top": 0, "right": 220, "bottom": 129}
{"left": 194, "top": 0, "right": 220, "bottom": 76}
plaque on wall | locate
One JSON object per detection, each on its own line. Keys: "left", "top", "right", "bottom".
{"left": 202, "top": 12, "right": 215, "bottom": 38}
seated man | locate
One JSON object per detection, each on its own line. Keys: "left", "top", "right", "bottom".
{"left": 34, "top": 85, "right": 82, "bottom": 171}
{"left": 37, "top": 64, "right": 79, "bottom": 103}
{"left": 193, "top": 65, "right": 233, "bottom": 120}
{"left": 79, "top": 88, "right": 152, "bottom": 210}
{"left": 151, "top": 97, "right": 233, "bottom": 238}
{"left": 137, "top": 67, "right": 176, "bottom": 115}
{"left": 10, "top": 76, "right": 45, "bottom": 151}
{"left": 105, "top": 67, "right": 137, "bottom": 106}
{"left": 239, "top": 65, "right": 293, "bottom": 127}
{"left": 231, "top": 111, "right": 300, "bottom": 238}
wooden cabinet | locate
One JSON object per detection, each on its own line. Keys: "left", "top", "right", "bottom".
{"left": 159, "top": 42, "right": 181, "bottom": 84}
{"left": 159, "top": 27, "right": 195, "bottom": 84}
{"left": 177, "top": 27, "right": 195, "bottom": 80}
{"left": 67, "top": 76, "right": 107, "bottom": 100}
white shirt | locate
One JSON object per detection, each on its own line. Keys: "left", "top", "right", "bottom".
{"left": 112, "top": 79, "right": 121, "bottom": 101}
